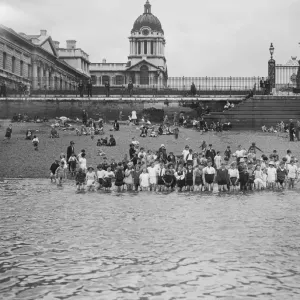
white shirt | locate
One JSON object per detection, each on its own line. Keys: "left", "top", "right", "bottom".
{"left": 182, "top": 149, "right": 189, "bottom": 161}
{"left": 97, "top": 170, "right": 106, "bottom": 179}
{"left": 131, "top": 111, "right": 137, "bottom": 119}
{"left": 287, "top": 164, "right": 298, "bottom": 179}
{"left": 267, "top": 167, "right": 277, "bottom": 182}
{"left": 147, "top": 166, "right": 157, "bottom": 177}
{"left": 79, "top": 157, "right": 87, "bottom": 170}
{"left": 228, "top": 168, "right": 239, "bottom": 178}
{"left": 32, "top": 137, "right": 39, "bottom": 143}
{"left": 139, "top": 173, "right": 150, "bottom": 187}
{"left": 285, "top": 155, "right": 292, "bottom": 164}
{"left": 104, "top": 171, "right": 114, "bottom": 178}
{"left": 235, "top": 150, "right": 245, "bottom": 158}
{"left": 214, "top": 155, "right": 222, "bottom": 169}
{"left": 203, "top": 166, "right": 216, "bottom": 175}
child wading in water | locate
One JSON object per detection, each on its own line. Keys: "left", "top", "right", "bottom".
{"left": 185, "top": 164, "right": 194, "bottom": 191}
{"left": 75, "top": 168, "right": 86, "bottom": 192}
{"left": 55, "top": 161, "right": 66, "bottom": 186}
{"left": 203, "top": 160, "right": 216, "bottom": 192}
{"left": 68, "top": 154, "right": 78, "bottom": 177}
{"left": 50, "top": 159, "right": 60, "bottom": 183}
{"left": 139, "top": 168, "right": 150, "bottom": 191}
{"left": 86, "top": 166, "right": 97, "bottom": 192}
{"left": 114, "top": 163, "right": 124, "bottom": 192}
{"left": 163, "top": 169, "right": 174, "bottom": 191}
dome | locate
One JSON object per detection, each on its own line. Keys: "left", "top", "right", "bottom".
{"left": 131, "top": 1, "right": 164, "bottom": 34}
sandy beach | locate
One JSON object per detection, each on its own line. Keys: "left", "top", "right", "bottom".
{"left": 0, "top": 119, "right": 299, "bottom": 179}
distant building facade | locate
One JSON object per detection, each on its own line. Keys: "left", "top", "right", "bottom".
{"left": 90, "top": 0, "right": 168, "bottom": 87}
{"left": 0, "top": 25, "right": 90, "bottom": 91}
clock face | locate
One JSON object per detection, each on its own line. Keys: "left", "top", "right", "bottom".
{"left": 142, "top": 29, "right": 149, "bottom": 36}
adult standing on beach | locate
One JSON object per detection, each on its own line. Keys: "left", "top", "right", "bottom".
{"left": 131, "top": 110, "right": 137, "bottom": 124}
{"left": 67, "top": 141, "right": 76, "bottom": 171}
{"left": 289, "top": 119, "right": 295, "bottom": 142}
{"left": 82, "top": 110, "right": 88, "bottom": 126}
{"left": 4, "top": 124, "right": 12, "bottom": 142}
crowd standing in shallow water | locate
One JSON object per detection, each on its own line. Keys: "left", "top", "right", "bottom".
{"left": 49, "top": 138, "right": 299, "bottom": 193}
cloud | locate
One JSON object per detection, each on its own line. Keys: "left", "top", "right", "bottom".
{"left": 1, "top": 0, "right": 299, "bottom": 76}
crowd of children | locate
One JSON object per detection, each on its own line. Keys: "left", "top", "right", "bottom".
{"left": 49, "top": 139, "right": 299, "bottom": 193}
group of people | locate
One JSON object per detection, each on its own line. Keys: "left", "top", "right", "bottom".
{"left": 49, "top": 137, "right": 299, "bottom": 192}
{"left": 261, "top": 119, "right": 300, "bottom": 142}
{"left": 260, "top": 77, "right": 271, "bottom": 95}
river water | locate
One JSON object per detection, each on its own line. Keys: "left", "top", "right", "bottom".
{"left": 0, "top": 179, "right": 300, "bottom": 300}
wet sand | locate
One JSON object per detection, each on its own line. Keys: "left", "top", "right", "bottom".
{"left": 0, "top": 119, "right": 299, "bottom": 178}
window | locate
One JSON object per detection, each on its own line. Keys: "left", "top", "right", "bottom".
{"left": 144, "top": 41, "right": 147, "bottom": 54}
{"left": 91, "top": 75, "right": 96, "bottom": 85}
{"left": 151, "top": 41, "right": 154, "bottom": 54}
{"left": 3, "top": 52, "right": 7, "bottom": 69}
{"left": 116, "top": 75, "right": 124, "bottom": 85}
{"left": 138, "top": 42, "right": 141, "bottom": 55}
{"left": 102, "top": 75, "right": 110, "bottom": 85}
{"left": 12, "top": 56, "right": 16, "bottom": 73}
{"left": 20, "top": 61, "right": 24, "bottom": 76}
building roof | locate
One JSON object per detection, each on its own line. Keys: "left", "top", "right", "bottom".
{"left": 285, "top": 56, "right": 299, "bottom": 67}
{"left": 132, "top": 1, "right": 164, "bottom": 34}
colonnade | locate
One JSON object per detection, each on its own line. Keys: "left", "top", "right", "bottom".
{"left": 32, "top": 61, "right": 79, "bottom": 90}
{"left": 129, "top": 38, "right": 165, "bottom": 56}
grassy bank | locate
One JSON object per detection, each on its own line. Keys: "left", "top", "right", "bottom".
{"left": 0, "top": 119, "right": 299, "bottom": 178}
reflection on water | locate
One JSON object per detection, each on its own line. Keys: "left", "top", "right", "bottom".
{"left": 1, "top": 179, "right": 300, "bottom": 300}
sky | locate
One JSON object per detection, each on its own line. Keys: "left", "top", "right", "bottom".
{"left": 0, "top": 0, "right": 299, "bottom": 77}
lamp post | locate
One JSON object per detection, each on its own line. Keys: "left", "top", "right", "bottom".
{"left": 268, "top": 43, "right": 276, "bottom": 93}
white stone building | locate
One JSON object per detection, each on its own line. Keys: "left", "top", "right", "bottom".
{"left": 90, "top": 0, "right": 168, "bottom": 88}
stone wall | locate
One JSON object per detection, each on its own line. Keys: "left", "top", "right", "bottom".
{"left": 0, "top": 98, "right": 237, "bottom": 121}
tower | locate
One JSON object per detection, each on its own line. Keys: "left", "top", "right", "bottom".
{"left": 126, "top": 1, "right": 167, "bottom": 86}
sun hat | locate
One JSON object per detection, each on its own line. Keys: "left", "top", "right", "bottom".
{"left": 87, "top": 166, "right": 94, "bottom": 170}
{"left": 161, "top": 144, "right": 166, "bottom": 148}
{"left": 269, "top": 161, "right": 275, "bottom": 165}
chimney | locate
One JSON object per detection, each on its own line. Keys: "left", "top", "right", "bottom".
{"left": 102, "top": 58, "right": 107, "bottom": 63}
{"left": 53, "top": 41, "right": 60, "bottom": 49}
{"left": 66, "top": 40, "right": 77, "bottom": 49}
{"left": 40, "top": 30, "right": 47, "bottom": 36}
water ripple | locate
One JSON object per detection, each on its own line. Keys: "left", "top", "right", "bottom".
{"left": 0, "top": 179, "right": 300, "bottom": 299}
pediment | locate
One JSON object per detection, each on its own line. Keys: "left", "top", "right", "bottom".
{"left": 126, "top": 59, "right": 160, "bottom": 72}
{"left": 40, "top": 38, "right": 58, "bottom": 57}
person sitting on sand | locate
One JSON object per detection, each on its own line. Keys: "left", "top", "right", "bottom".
{"left": 50, "top": 127, "right": 59, "bottom": 138}
{"left": 113, "top": 120, "right": 120, "bottom": 131}
{"left": 108, "top": 135, "right": 116, "bottom": 146}
{"left": 25, "top": 129, "right": 33, "bottom": 140}
{"left": 140, "top": 126, "right": 148, "bottom": 137}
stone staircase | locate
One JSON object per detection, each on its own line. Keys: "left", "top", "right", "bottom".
{"left": 206, "top": 96, "right": 300, "bottom": 129}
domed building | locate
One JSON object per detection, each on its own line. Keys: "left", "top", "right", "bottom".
{"left": 90, "top": 1, "right": 168, "bottom": 88}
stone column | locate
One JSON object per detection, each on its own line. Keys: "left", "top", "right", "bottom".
{"left": 32, "top": 62, "right": 38, "bottom": 90}
{"left": 45, "top": 69, "right": 49, "bottom": 89}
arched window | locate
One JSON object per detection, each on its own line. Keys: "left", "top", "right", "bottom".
{"left": 140, "top": 65, "right": 149, "bottom": 85}
{"left": 102, "top": 76, "right": 110, "bottom": 85}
